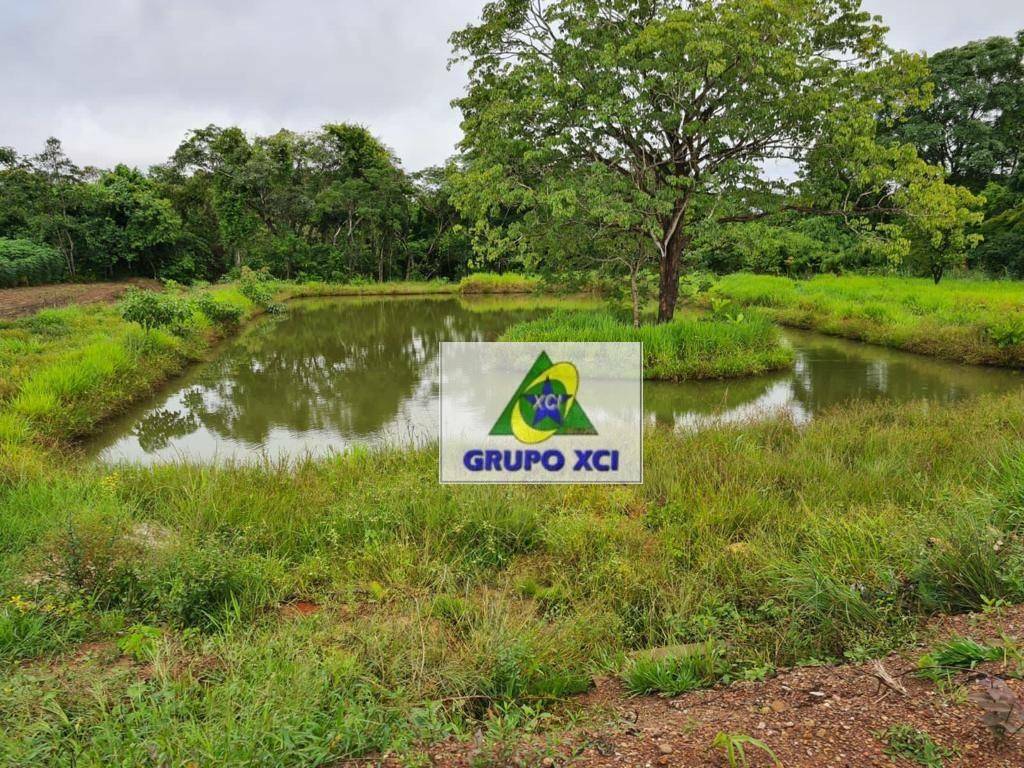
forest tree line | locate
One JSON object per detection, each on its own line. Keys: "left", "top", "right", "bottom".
{"left": 0, "top": 10, "right": 1022, "bottom": 300}
{"left": 0, "top": 124, "right": 472, "bottom": 285}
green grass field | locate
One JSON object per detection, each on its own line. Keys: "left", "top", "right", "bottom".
{"left": 3, "top": 278, "right": 1024, "bottom": 764}
{"left": 500, "top": 310, "right": 794, "bottom": 380}
{"left": 705, "top": 274, "right": 1024, "bottom": 366}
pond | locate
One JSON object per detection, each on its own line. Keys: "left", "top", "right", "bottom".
{"left": 87, "top": 296, "right": 1024, "bottom": 464}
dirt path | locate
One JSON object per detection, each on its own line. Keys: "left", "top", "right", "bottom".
{"left": 0, "top": 279, "right": 161, "bottom": 319}
{"left": 364, "top": 608, "right": 1024, "bottom": 767}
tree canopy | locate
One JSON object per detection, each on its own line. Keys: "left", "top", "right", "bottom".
{"left": 0, "top": 128, "right": 472, "bottom": 283}
{"left": 886, "top": 31, "right": 1024, "bottom": 192}
{"left": 451, "top": 0, "right": 984, "bottom": 316}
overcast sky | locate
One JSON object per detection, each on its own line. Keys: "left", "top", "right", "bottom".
{"left": 2, "top": 0, "right": 1023, "bottom": 172}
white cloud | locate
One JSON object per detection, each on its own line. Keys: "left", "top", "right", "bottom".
{"left": 1, "top": 0, "right": 1021, "bottom": 171}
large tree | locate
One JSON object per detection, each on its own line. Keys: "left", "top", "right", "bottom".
{"left": 451, "top": 0, "right": 976, "bottom": 321}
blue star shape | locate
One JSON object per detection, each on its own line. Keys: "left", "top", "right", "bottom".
{"left": 527, "top": 379, "right": 564, "bottom": 426}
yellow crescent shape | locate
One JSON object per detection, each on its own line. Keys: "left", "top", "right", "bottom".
{"left": 510, "top": 362, "right": 580, "bottom": 444}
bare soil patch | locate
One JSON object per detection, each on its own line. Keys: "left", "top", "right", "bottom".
{"left": 360, "top": 607, "right": 1024, "bottom": 767}
{"left": 0, "top": 278, "right": 161, "bottom": 319}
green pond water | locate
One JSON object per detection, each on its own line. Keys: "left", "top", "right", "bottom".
{"left": 88, "top": 295, "right": 1024, "bottom": 464}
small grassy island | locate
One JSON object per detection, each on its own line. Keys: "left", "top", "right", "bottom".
{"left": 501, "top": 310, "right": 794, "bottom": 380}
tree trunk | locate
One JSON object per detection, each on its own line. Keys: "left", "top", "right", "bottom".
{"left": 629, "top": 266, "right": 641, "bottom": 329}
{"left": 657, "top": 227, "right": 688, "bottom": 323}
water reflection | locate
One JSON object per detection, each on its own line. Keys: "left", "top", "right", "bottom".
{"left": 644, "top": 327, "right": 1022, "bottom": 429}
{"left": 88, "top": 298, "right": 1023, "bottom": 464}
{"left": 91, "top": 297, "right": 542, "bottom": 463}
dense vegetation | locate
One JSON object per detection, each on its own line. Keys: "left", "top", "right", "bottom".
{"left": 501, "top": 310, "right": 793, "bottom": 380}
{"left": 0, "top": 131, "right": 473, "bottom": 284}
{"left": 0, "top": 238, "right": 64, "bottom": 287}
{"left": 707, "top": 273, "right": 1024, "bottom": 366}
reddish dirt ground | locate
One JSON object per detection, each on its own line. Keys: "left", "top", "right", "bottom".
{"left": 357, "top": 607, "right": 1024, "bottom": 767}
{"left": 0, "top": 278, "right": 160, "bottom": 319}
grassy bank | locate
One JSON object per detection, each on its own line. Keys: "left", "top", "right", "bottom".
{"left": 0, "top": 285, "right": 259, "bottom": 476}
{"left": 3, "top": 393, "right": 1024, "bottom": 762}
{"left": 284, "top": 273, "right": 542, "bottom": 298}
{"left": 705, "top": 273, "right": 1024, "bottom": 367}
{"left": 500, "top": 310, "right": 794, "bottom": 380}
{"left": 279, "top": 279, "right": 457, "bottom": 298}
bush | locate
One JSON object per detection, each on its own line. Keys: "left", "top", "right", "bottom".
{"left": 0, "top": 239, "right": 65, "bottom": 287}
{"left": 238, "top": 266, "right": 276, "bottom": 307}
{"left": 195, "top": 293, "right": 246, "bottom": 326}
{"left": 158, "top": 546, "right": 280, "bottom": 631}
{"left": 50, "top": 512, "right": 150, "bottom": 611}
{"left": 987, "top": 314, "right": 1024, "bottom": 349}
{"left": 119, "top": 288, "right": 191, "bottom": 332}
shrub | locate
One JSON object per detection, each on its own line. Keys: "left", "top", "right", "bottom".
{"left": 0, "top": 239, "right": 65, "bottom": 287}
{"left": 987, "top": 314, "right": 1024, "bottom": 349}
{"left": 195, "top": 293, "right": 246, "bottom": 326}
{"left": 117, "top": 624, "right": 162, "bottom": 661}
{"left": 119, "top": 288, "right": 191, "bottom": 332}
{"left": 238, "top": 266, "right": 276, "bottom": 307}
{"left": 157, "top": 546, "right": 281, "bottom": 631}
{"left": 50, "top": 512, "right": 150, "bottom": 610}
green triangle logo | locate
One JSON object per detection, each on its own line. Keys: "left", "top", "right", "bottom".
{"left": 490, "top": 352, "right": 597, "bottom": 444}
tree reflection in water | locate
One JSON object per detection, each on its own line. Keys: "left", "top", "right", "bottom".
{"left": 90, "top": 299, "right": 1023, "bottom": 464}
{"left": 93, "top": 297, "right": 543, "bottom": 462}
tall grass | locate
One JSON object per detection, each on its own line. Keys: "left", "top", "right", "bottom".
{"left": 280, "top": 279, "right": 456, "bottom": 298}
{"left": 500, "top": 310, "right": 794, "bottom": 380}
{"left": 707, "top": 273, "right": 1024, "bottom": 366}
{"left": 2, "top": 391, "right": 1024, "bottom": 757}
{"left": 270, "top": 274, "right": 543, "bottom": 298}
{"left": 1, "top": 392, "right": 1024, "bottom": 760}
{"left": 458, "top": 273, "right": 542, "bottom": 294}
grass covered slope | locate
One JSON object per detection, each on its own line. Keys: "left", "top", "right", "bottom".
{"left": 3, "top": 395, "right": 1024, "bottom": 762}
{"left": 501, "top": 310, "right": 794, "bottom": 380}
{"left": 0, "top": 287, "right": 257, "bottom": 474}
{"left": 707, "top": 274, "right": 1024, "bottom": 366}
